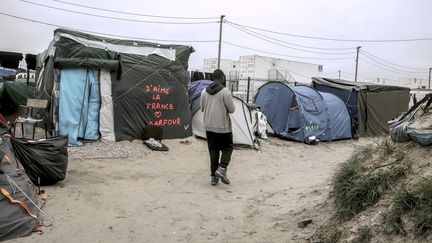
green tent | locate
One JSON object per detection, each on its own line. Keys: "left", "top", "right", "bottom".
{"left": 312, "top": 77, "right": 410, "bottom": 136}
{"left": 36, "top": 28, "right": 195, "bottom": 143}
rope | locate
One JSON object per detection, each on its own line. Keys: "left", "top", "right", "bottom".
{"left": 5, "top": 174, "right": 51, "bottom": 220}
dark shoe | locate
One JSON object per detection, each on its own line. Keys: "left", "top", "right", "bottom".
{"left": 215, "top": 167, "right": 230, "bottom": 184}
{"left": 211, "top": 176, "right": 219, "bottom": 186}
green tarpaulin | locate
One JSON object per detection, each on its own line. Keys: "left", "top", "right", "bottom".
{"left": 0, "top": 81, "right": 34, "bottom": 115}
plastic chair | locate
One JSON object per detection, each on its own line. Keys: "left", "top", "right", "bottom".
{"left": 13, "top": 99, "right": 48, "bottom": 140}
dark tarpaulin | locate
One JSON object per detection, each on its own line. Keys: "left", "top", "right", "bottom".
{"left": 0, "top": 81, "right": 34, "bottom": 115}
{"left": 190, "top": 71, "right": 204, "bottom": 82}
{"left": 10, "top": 137, "right": 68, "bottom": 186}
{"left": 0, "top": 51, "right": 23, "bottom": 69}
{"left": 34, "top": 57, "right": 55, "bottom": 130}
{"left": 54, "top": 57, "right": 119, "bottom": 71}
{"left": 25, "top": 54, "right": 37, "bottom": 70}
{"left": 112, "top": 60, "right": 192, "bottom": 140}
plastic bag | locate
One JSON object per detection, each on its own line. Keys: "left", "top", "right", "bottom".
{"left": 256, "top": 112, "right": 268, "bottom": 139}
{"left": 10, "top": 137, "right": 68, "bottom": 186}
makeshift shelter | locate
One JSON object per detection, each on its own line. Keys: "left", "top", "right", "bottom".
{"left": 254, "top": 82, "right": 352, "bottom": 142}
{"left": 36, "top": 29, "right": 194, "bottom": 146}
{"left": 0, "top": 136, "right": 40, "bottom": 241}
{"left": 390, "top": 93, "right": 432, "bottom": 145}
{"left": 312, "top": 77, "right": 410, "bottom": 136}
{"left": 188, "top": 80, "right": 256, "bottom": 147}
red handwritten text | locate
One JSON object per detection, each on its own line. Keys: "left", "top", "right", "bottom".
{"left": 149, "top": 118, "right": 181, "bottom": 126}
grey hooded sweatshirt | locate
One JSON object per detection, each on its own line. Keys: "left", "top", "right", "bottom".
{"left": 200, "top": 82, "right": 235, "bottom": 133}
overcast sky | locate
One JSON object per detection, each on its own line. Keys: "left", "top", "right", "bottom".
{"left": 1, "top": 0, "right": 431, "bottom": 81}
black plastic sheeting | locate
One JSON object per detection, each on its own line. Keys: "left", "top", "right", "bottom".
{"left": 0, "top": 51, "right": 23, "bottom": 69}
{"left": 10, "top": 137, "right": 68, "bottom": 186}
{"left": 390, "top": 94, "right": 432, "bottom": 146}
{"left": 25, "top": 54, "right": 37, "bottom": 70}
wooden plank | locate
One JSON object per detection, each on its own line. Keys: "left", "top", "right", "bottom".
{"left": 26, "top": 99, "right": 48, "bottom": 108}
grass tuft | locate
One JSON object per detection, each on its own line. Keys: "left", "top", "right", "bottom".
{"left": 324, "top": 227, "right": 342, "bottom": 243}
{"left": 355, "top": 226, "right": 372, "bottom": 243}
{"left": 331, "top": 142, "right": 410, "bottom": 220}
{"left": 384, "top": 177, "right": 432, "bottom": 237}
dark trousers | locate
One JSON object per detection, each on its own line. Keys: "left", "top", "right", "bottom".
{"left": 206, "top": 131, "right": 233, "bottom": 176}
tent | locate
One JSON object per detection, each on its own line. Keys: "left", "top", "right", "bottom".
{"left": 188, "top": 80, "right": 256, "bottom": 147}
{"left": 390, "top": 93, "right": 432, "bottom": 145}
{"left": 36, "top": 28, "right": 194, "bottom": 145}
{"left": 254, "top": 82, "right": 352, "bottom": 142}
{"left": 312, "top": 77, "right": 410, "bottom": 136}
{"left": 0, "top": 136, "right": 40, "bottom": 241}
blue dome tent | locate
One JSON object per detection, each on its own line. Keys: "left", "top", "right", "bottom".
{"left": 254, "top": 82, "right": 352, "bottom": 142}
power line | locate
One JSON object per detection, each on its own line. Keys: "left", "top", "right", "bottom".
{"left": 223, "top": 41, "right": 356, "bottom": 60}
{"left": 226, "top": 20, "right": 432, "bottom": 43}
{"left": 225, "top": 21, "right": 355, "bottom": 51}
{"left": 226, "top": 22, "right": 356, "bottom": 55}
{"left": 51, "top": 0, "right": 218, "bottom": 20}
{"left": 21, "top": 0, "right": 218, "bottom": 25}
{"left": 359, "top": 57, "right": 428, "bottom": 78}
{"left": 0, "top": 12, "right": 219, "bottom": 43}
{"left": 360, "top": 52, "right": 429, "bottom": 75}
{"left": 360, "top": 50, "right": 428, "bottom": 71}
{"left": 322, "top": 71, "right": 340, "bottom": 75}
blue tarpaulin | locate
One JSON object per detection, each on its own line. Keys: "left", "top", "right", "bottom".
{"left": 59, "top": 69, "right": 100, "bottom": 146}
{"left": 187, "top": 79, "right": 213, "bottom": 103}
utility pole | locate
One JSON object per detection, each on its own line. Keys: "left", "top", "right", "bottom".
{"left": 246, "top": 77, "right": 251, "bottom": 103}
{"left": 338, "top": 70, "right": 341, "bottom": 79}
{"left": 429, "top": 67, "right": 432, "bottom": 89}
{"left": 217, "top": 15, "right": 225, "bottom": 69}
{"left": 354, "top": 46, "right": 361, "bottom": 82}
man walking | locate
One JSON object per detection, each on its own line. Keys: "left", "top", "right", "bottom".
{"left": 200, "top": 69, "right": 235, "bottom": 186}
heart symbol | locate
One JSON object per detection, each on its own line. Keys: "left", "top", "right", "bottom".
{"left": 154, "top": 111, "right": 162, "bottom": 118}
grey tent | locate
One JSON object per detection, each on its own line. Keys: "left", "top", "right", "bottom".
{"left": 0, "top": 136, "right": 40, "bottom": 241}
{"left": 188, "top": 80, "right": 256, "bottom": 147}
{"left": 312, "top": 77, "right": 410, "bottom": 136}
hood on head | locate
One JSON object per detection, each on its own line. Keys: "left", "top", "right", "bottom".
{"left": 206, "top": 81, "right": 224, "bottom": 95}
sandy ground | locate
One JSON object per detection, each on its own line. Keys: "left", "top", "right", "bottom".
{"left": 9, "top": 135, "right": 372, "bottom": 243}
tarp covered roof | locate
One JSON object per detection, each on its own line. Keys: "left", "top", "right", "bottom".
{"left": 52, "top": 28, "right": 194, "bottom": 70}
{"left": 312, "top": 77, "right": 410, "bottom": 92}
